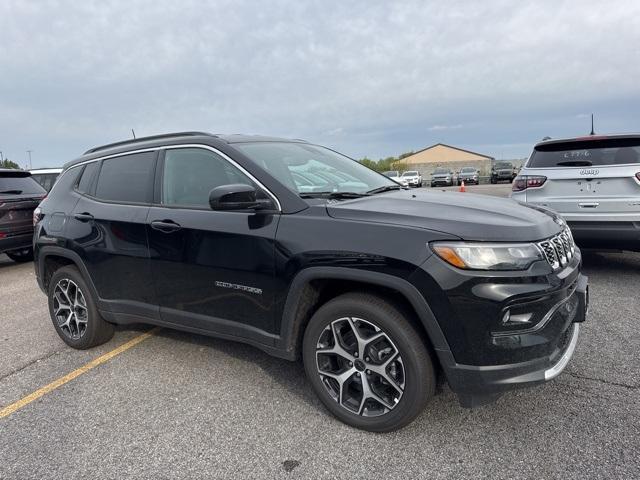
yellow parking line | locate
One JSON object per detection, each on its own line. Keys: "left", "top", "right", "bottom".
{"left": 0, "top": 327, "right": 160, "bottom": 419}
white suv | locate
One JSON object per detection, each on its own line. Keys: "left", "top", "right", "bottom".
{"left": 511, "top": 134, "right": 640, "bottom": 251}
{"left": 401, "top": 170, "right": 423, "bottom": 187}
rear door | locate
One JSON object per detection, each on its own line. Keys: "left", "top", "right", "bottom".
{"left": 523, "top": 138, "right": 640, "bottom": 220}
{"left": 69, "top": 152, "right": 158, "bottom": 317}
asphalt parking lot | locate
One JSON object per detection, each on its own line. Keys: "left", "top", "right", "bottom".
{"left": 1, "top": 184, "right": 639, "bottom": 479}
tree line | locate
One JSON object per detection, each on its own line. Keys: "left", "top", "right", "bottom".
{"left": 1, "top": 159, "right": 20, "bottom": 169}
{"left": 358, "top": 151, "right": 415, "bottom": 172}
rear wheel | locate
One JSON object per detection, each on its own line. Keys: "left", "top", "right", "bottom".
{"left": 48, "top": 265, "right": 114, "bottom": 349}
{"left": 303, "top": 293, "right": 435, "bottom": 432}
{"left": 6, "top": 248, "right": 33, "bottom": 262}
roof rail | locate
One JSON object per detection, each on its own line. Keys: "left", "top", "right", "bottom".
{"left": 84, "top": 131, "right": 216, "bottom": 155}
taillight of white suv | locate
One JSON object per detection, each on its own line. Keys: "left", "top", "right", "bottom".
{"left": 512, "top": 175, "right": 547, "bottom": 192}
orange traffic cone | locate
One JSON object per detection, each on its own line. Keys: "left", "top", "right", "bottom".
{"left": 459, "top": 180, "right": 466, "bottom": 192}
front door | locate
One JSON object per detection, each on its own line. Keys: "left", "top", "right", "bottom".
{"left": 147, "top": 147, "right": 279, "bottom": 338}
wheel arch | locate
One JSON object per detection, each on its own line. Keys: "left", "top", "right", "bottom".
{"left": 278, "top": 267, "right": 455, "bottom": 370}
{"left": 37, "top": 246, "right": 101, "bottom": 304}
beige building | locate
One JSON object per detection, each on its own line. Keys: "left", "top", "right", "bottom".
{"left": 400, "top": 143, "right": 495, "bottom": 177}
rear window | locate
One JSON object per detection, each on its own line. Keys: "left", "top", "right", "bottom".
{"left": 0, "top": 173, "right": 46, "bottom": 195}
{"left": 528, "top": 138, "right": 640, "bottom": 168}
{"left": 94, "top": 152, "right": 155, "bottom": 203}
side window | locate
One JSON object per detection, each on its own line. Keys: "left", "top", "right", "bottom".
{"left": 162, "top": 148, "right": 255, "bottom": 208}
{"left": 94, "top": 152, "right": 155, "bottom": 203}
{"left": 76, "top": 162, "right": 98, "bottom": 194}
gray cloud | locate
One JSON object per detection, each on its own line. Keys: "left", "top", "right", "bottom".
{"left": 1, "top": 0, "right": 639, "bottom": 167}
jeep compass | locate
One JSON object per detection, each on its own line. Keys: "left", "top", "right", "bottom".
{"left": 34, "top": 132, "right": 588, "bottom": 432}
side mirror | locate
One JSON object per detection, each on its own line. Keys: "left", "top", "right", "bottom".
{"left": 209, "top": 184, "right": 260, "bottom": 211}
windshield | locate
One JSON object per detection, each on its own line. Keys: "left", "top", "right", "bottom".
{"left": 433, "top": 168, "right": 449, "bottom": 174}
{"left": 0, "top": 174, "right": 46, "bottom": 195}
{"left": 235, "top": 142, "right": 396, "bottom": 195}
{"left": 402, "top": 171, "right": 418, "bottom": 176}
{"left": 495, "top": 162, "right": 512, "bottom": 169}
{"left": 528, "top": 138, "right": 640, "bottom": 167}
{"left": 382, "top": 171, "right": 399, "bottom": 177}
{"left": 461, "top": 167, "right": 476, "bottom": 173}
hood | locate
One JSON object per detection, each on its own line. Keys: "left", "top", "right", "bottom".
{"left": 326, "top": 189, "right": 562, "bottom": 242}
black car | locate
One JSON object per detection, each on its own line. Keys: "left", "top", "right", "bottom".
{"left": 491, "top": 161, "right": 517, "bottom": 183}
{"left": 34, "top": 132, "right": 588, "bottom": 432}
{"left": 1, "top": 169, "right": 46, "bottom": 262}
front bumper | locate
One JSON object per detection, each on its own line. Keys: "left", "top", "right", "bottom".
{"left": 447, "top": 273, "right": 587, "bottom": 407}
{"left": 411, "top": 249, "right": 588, "bottom": 407}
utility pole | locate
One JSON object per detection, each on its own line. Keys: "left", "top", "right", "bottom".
{"left": 0, "top": 150, "right": 4, "bottom": 162}
{"left": 26, "top": 150, "right": 33, "bottom": 169}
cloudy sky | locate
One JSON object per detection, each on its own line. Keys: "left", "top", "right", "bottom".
{"left": 1, "top": 0, "right": 639, "bottom": 168}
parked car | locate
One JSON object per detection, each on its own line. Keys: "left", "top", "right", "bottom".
{"left": 401, "top": 170, "right": 422, "bottom": 187}
{"left": 1, "top": 169, "right": 46, "bottom": 262}
{"left": 34, "top": 132, "right": 588, "bottom": 432}
{"left": 430, "top": 167, "right": 454, "bottom": 187}
{"left": 29, "top": 168, "right": 63, "bottom": 192}
{"left": 512, "top": 133, "right": 640, "bottom": 251}
{"left": 457, "top": 167, "right": 479, "bottom": 185}
{"left": 381, "top": 170, "right": 409, "bottom": 187}
{"left": 490, "top": 161, "right": 517, "bottom": 183}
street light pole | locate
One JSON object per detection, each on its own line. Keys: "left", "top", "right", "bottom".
{"left": 26, "top": 150, "right": 33, "bottom": 169}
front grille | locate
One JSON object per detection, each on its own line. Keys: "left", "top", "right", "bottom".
{"left": 537, "top": 227, "right": 576, "bottom": 270}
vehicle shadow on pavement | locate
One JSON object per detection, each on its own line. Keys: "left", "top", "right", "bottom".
{"left": 132, "top": 325, "right": 322, "bottom": 410}
{"left": 580, "top": 250, "right": 640, "bottom": 273}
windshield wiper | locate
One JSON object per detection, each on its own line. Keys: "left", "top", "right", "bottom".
{"left": 555, "top": 160, "right": 593, "bottom": 167}
{"left": 299, "top": 191, "right": 370, "bottom": 199}
{"left": 0, "top": 190, "right": 23, "bottom": 194}
{"left": 366, "top": 185, "right": 404, "bottom": 195}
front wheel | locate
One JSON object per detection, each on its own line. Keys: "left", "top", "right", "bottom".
{"left": 303, "top": 293, "right": 435, "bottom": 432}
{"left": 6, "top": 248, "right": 33, "bottom": 262}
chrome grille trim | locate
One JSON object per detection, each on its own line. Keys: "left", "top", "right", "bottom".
{"left": 538, "top": 228, "right": 576, "bottom": 271}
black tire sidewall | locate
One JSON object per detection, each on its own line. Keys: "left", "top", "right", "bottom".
{"left": 303, "top": 294, "right": 435, "bottom": 432}
{"left": 48, "top": 265, "right": 112, "bottom": 349}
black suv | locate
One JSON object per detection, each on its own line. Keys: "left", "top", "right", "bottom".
{"left": 1, "top": 169, "right": 46, "bottom": 262}
{"left": 34, "top": 132, "right": 588, "bottom": 432}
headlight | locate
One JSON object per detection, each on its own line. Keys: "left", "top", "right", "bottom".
{"left": 431, "top": 242, "right": 543, "bottom": 270}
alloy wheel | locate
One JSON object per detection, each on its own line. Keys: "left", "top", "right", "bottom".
{"left": 52, "top": 279, "right": 89, "bottom": 340}
{"left": 315, "top": 317, "right": 405, "bottom": 417}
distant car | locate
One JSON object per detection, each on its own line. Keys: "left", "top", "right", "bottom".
{"left": 511, "top": 133, "right": 640, "bottom": 251}
{"left": 491, "top": 162, "right": 517, "bottom": 184}
{"left": 29, "top": 168, "right": 63, "bottom": 192}
{"left": 382, "top": 170, "right": 409, "bottom": 187}
{"left": 0, "top": 169, "right": 46, "bottom": 262}
{"left": 401, "top": 170, "right": 422, "bottom": 187}
{"left": 457, "top": 167, "right": 479, "bottom": 185}
{"left": 430, "top": 168, "right": 454, "bottom": 187}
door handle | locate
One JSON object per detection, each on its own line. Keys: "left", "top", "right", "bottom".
{"left": 150, "top": 220, "right": 182, "bottom": 233}
{"left": 74, "top": 212, "right": 94, "bottom": 222}
{"left": 578, "top": 202, "right": 599, "bottom": 208}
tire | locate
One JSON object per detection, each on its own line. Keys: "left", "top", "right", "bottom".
{"left": 6, "top": 248, "right": 33, "bottom": 262}
{"left": 302, "top": 292, "right": 435, "bottom": 432}
{"left": 48, "top": 265, "right": 114, "bottom": 349}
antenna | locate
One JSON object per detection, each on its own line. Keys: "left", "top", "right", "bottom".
{"left": 590, "top": 114, "right": 595, "bottom": 135}
{"left": 131, "top": 129, "right": 136, "bottom": 139}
